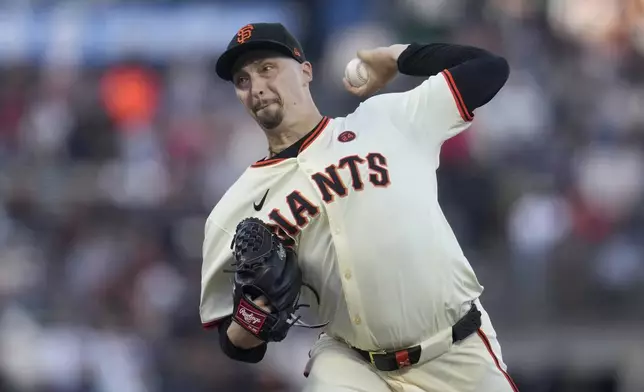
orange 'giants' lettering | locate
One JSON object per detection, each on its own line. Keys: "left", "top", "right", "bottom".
{"left": 268, "top": 209, "right": 299, "bottom": 236}
{"left": 366, "top": 153, "right": 390, "bottom": 187}
{"left": 311, "top": 165, "right": 348, "bottom": 203}
{"left": 339, "top": 155, "right": 365, "bottom": 191}
{"left": 287, "top": 191, "right": 320, "bottom": 227}
{"left": 264, "top": 152, "right": 391, "bottom": 235}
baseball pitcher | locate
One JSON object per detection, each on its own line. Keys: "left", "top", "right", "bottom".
{"left": 200, "top": 22, "right": 517, "bottom": 392}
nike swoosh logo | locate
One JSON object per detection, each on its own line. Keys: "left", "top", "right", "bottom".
{"left": 253, "top": 189, "right": 270, "bottom": 211}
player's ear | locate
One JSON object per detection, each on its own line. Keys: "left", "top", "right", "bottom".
{"left": 301, "top": 61, "right": 313, "bottom": 84}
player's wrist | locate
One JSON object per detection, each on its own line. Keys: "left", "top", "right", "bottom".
{"left": 389, "top": 44, "right": 410, "bottom": 64}
{"left": 227, "top": 320, "right": 266, "bottom": 349}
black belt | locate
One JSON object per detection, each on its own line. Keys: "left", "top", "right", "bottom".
{"left": 354, "top": 303, "right": 482, "bottom": 372}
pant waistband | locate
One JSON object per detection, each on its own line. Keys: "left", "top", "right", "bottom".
{"left": 353, "top": 302, "right": 482, "bottom": 372}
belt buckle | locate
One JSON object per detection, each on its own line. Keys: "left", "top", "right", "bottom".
{"left": 368, "top": 350, "right": 387, "bottom": 366}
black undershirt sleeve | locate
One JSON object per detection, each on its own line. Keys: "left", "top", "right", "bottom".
{"left": 218, "top": 317, "right": 267, "bottom": 363}
{"left": 397, "top": 43, "right": 509, "bottom": 115}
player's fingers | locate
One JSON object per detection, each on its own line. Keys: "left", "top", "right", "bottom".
{"left": 342, "top": 77, "right": 355, "bottom": 92}
{"left": 254, "top": 295, "right": 272, "bottom": 312}
{"left": 356, "top": 49, "right": 373, "bottom": 63}
{"left": 342, "top": 78, "right": 359, "bottom": 94}
{"left": 342, "top": 77, "right": 368, "bottom": 97}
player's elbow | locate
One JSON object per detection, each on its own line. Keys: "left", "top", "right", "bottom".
{"left": 494, "top": 55, "right": 510, "bottom": 86}
{"left": 479, "top": 55, "right": 510, "bottom": 106}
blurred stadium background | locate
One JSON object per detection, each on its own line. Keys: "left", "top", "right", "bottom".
{"left": 0, "top": 0, "right": 643, "bottom": 391}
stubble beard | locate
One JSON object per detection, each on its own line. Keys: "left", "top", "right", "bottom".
{"left": 255, "top": 103, "right": 284, "bottom": 130}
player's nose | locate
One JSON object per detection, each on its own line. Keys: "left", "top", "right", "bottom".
{"left": 251, "top": 86, "right": 266, "bottom": 99}
{"left": 249, "top": 74, "right": 268, "bottom": 97}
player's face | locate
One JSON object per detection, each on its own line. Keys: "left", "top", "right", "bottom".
{"left": 232, "top": 51, "right": 312, "bottom": 130}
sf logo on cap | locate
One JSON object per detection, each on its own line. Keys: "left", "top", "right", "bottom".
{"left": 237, "top": 24, "right": 254, "bottom": 44}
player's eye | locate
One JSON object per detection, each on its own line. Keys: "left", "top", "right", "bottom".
{"left": 235, "top": 76, "right": 249, "bottom": 87}
{"left": 262, "top": 64, "right": 274, "bottom": 72}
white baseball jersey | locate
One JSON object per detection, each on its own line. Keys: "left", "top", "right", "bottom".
{"left": 201, "top": 71, "right": 484, "bottom": 351}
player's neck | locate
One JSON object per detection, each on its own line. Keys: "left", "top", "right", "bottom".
{"left": 265, "top": 109, "right": 323, "bottom": 156}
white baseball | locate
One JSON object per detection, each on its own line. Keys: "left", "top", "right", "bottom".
{"left": 345, "top": 58, "right": 369, "bottom": 88}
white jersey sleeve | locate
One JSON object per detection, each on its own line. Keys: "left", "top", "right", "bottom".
{"left": 200, "top": 215, "right": 235, "bottom": 328}
{"left": 362, "top": 71, "right": 473, "bottom": 160}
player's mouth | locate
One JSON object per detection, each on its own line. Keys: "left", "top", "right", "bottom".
{"left": 253, "top": 100, "right": 279, "bottom": 113}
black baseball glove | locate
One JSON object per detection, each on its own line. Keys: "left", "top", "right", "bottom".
{"left": 229, "top": 217, "right": 307, "bottom": 342}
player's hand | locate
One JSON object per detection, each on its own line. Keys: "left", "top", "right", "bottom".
{"left": 343, "top": 44, "right": 409, "bottom": 98}
{"left": 227, "top": 296, "right": 272, "bottom": 349}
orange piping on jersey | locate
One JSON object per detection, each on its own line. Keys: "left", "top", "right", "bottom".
{"left": 477, "top": 329, "right": 520, "bottom": 392}
{"left": 299, "top": 116, "right": 330, "bottom": 153}
{"left": 251, "top": 157, "right": 286, "bottom": 168}
{"left": 442, "top": 70, "right": 474, "bottom": 122}
{"left": 250, "top": 116, "right": 330, "bottom": 168}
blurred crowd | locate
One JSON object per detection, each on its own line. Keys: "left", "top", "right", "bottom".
{"left": 0, "top": 0, "right": 644, "bottom": 391}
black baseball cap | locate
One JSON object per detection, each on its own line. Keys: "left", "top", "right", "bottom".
{"left": 216, "top": 23, "right": 306, "bottom": 82}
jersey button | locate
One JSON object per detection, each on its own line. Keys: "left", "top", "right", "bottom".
{"left": 334, "top": 228, "right": 341, "bottom": 235}
{"left": 353, "top": 315, "right": 362, "bottom": 325}
{"left": 344, "top": 270, "right": 352, "bottom": 280}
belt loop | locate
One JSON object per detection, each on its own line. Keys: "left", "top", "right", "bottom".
{"left": 368, "top": 350, "right": 386, "bottom": 365}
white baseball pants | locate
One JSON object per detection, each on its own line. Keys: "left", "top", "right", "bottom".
{"left": 302, "top": 300, "right": 519, "bottom": 392}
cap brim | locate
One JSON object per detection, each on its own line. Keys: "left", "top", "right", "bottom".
{"left": 216, "top": 40, "right": 304, "bottom": 81}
